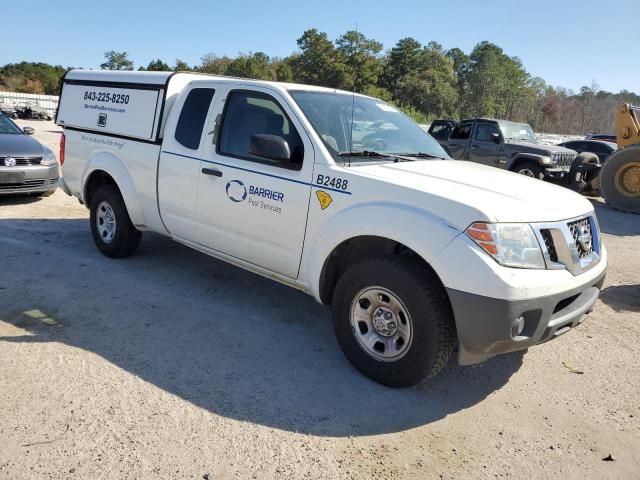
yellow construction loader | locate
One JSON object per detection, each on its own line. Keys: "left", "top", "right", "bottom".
{"left": 600, "top": 103, "right": 640, "bottom": 213}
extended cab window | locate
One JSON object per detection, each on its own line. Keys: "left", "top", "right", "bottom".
{"left": 475, "top": 123, "right": 500, "bottom": 142}
{"left": 450, "top": 123, "right": 472, "bottom": 140}
{"left": 218, "top": 91, "right": 304, "bottom": 169}
{"left": 175, "top": 88, "right": 215, "bottom": 150}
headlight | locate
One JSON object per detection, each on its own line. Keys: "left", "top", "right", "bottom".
{"left": 466, "top": 222, "right": 545, "bottom": 269}
{"left": 41, "top": 152, "right": 57, "bottom": 166}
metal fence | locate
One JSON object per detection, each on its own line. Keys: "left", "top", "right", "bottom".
{"left": 0, "top": 91, "right": 59, "bottom": 116}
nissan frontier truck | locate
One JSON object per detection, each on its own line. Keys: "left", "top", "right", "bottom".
{"left": 55, "top": 70, "right": 607, "bottom": 387}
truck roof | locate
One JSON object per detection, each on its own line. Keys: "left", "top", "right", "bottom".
{"left": 64, "top": 69, "right": 362, "bottom": 97}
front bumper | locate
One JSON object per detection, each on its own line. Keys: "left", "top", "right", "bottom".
{"left": 448, "top": 268, "right": 606, "bottom": 365}
{"left": 0, "top": 165, "right": 59, "bottom": 195}
{"left": 543, "top": 166, "right": 569, "bottom": 179}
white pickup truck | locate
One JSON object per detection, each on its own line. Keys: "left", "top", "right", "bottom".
{"left": 56, "top": 70, "right": 607, "bottom": 387}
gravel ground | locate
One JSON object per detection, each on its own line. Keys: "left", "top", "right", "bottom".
{"left": 0, "top": 120, "right": 639, "bottom": 479}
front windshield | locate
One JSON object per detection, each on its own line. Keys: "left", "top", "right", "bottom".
{"left": 290, "top": 91, "right": 447, "bottom": 162}
{"left": 498, "top": 121, "right": 537, "bottom": 142}
{"left": 0, "top": 114, "right": 23, "bottom": 135}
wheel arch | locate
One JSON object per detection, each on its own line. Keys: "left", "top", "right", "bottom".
{"left": 305, "top": 203, "right": 461, "bottom": 306}
{"left": 82, "top": 152, "right": 145, "bottom": 226}
{"left": 507, "top": 153, "right": 548, "bottom": 171}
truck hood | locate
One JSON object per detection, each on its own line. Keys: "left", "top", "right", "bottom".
{"left": 0, "top": 134, "right": 46, "bottom": 157}
{"left": 504, "top": 139, "right": 576, "bottom": 154}
{"left": 352, "top": 160, "right": 593, "bottom": 227}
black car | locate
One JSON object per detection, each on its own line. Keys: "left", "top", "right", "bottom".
{"left": 585, "top": 133, "right": 617, "bottom": 143}
{"left": 0, "top": 112, "right": 59, "bottom": 196}
{"left": 558, "top": 139, "right": 618, "bottom": 163}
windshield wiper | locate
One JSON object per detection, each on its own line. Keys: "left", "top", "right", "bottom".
{"left": 394, "top": 152, "right": 446, "bottom": 160}
{"left": 338, "top": 150, "right": 392, "bottom": 158}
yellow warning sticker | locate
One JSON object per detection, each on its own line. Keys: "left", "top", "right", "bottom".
{"left": 316, "top": 190, "right": 333, "bottom": 210}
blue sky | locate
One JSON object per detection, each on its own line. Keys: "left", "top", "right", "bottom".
{"left": 4, "top": 0, "right": 639, "bottom": 93}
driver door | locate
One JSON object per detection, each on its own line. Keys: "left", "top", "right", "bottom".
{"left": 468, "top": 122, "right": 502, "bottom": 167}
{"left": 195, "top": 86, "right": 314, "bottom": 279}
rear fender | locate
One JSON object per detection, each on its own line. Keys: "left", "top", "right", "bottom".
{"left": 82, "top": 152, "right": 145, "bottom": 226}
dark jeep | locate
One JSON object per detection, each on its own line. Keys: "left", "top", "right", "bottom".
{"left": 436, "top": 118, "right": 577, "bottom": 180}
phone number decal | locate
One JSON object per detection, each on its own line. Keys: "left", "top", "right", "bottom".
{"left": 83, "top": 91, "right": 130, "bottom": 104}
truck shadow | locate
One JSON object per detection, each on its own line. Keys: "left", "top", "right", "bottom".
{"left": 591, "top": 199, "right": 640, "bottom": 236}
{"left": 0, "top": 218, "right": 523, "bottom": 437}
{"left": 0, "top": 194, "right": 44, "bottom": 206}
{"left": 600, "top": 284, "right": 640, "bottom": 313}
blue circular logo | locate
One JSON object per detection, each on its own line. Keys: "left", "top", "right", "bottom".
{"left": 225, "top": 180, "right": 247, "bottom": 202}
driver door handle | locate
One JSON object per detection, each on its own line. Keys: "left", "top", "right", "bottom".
{"left": 202, "top": 167, "right": 223, "bottom": 177}
{"left": 471, "top": 144, "right": 479, "bottom": 148}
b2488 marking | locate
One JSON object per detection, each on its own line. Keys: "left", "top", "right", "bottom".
{"left": 316, "top": 174, "right": 349, "bottom": 191}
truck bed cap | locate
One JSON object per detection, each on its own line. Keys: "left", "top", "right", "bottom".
{"left": 65, "top": 69, "right": 173, "bottom": 86}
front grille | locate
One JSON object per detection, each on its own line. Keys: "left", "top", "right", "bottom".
{"left": 0, "top": 179, "right": 45, "bottom": 190}
{"left": 540, "top": 229, "right": 558, "bottom": 262}
{"left": 568, "top": 217, "right": 594, "bottom": 258}
{"left": 0, "top": 156, "right": 43, "bottom": 166}
{"left": 533, "top": 215, "right": 600, "bottom": 276}
{"left": 553, "top": 152, "right": 577, "bottom": 168}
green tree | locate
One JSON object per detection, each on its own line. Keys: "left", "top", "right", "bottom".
{"left": 293, "top": 29, "right": 340, "bottom": 87}
{"left": 0, "top": 62, "right": 67, "bottom": 94}
{"left": 199, "top": 54, "right": 233, "bottom": 75}
{"left": 446, "top": 47, "right": 470, "bottom": 116}
{"left": 335, "top": 30, "right": 383, "bottom": 92}
{"left": 381, "top": 37, "right": 423, "bottom": 93}
{"left": 100, "top": 50, "right": 134, "bottom": 71}
{"left": 140, "top": 58, "right": 171, "bottom": 71}
{"left": 174, "top": 59, "right": 192, "bottom": 71}
{"left": 226, "top": 52, "right": 274, "bottom": 80}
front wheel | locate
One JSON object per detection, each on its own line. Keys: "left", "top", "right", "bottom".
{"left": 89, "top": 185, "right": 142, "bottom": 258}
{"left": 514, "top": 161, "right": 544, "bottom": 180}
{"left": 332, "top": 257, "right": 456, "bottom": 388}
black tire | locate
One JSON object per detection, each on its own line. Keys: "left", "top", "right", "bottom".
{"left": 89, "top": 185, "right": 142, "bottom": 257}
{"left": 568, "top": 152, "right": 601, "bottom": 195}
{"left": 600, "top": 146, "right": 640, "bottom": 214}
{"left": 513, "top": 161, "right": 544, "bottom": 180}
{"left": 332, "top": 256, "right": 456, "bottom": 388}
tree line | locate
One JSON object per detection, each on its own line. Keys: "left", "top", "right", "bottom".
{"left": 1, "top": 29, "right": 638, "bottom": 134}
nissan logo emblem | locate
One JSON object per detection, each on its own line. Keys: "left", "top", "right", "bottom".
{"left": 577, "top": 225, "right": 592, "bottom": 251}
{"left": 4, "top": 157, "right": 16, "bottom": 167}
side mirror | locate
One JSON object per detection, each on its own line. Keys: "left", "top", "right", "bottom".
{"left": 491, "top": 132, "right": 501, "bottom": 144}
{"left": 249, "top": 134, "right": 291, "bottom": 162}
{"left": 23, "top": 127, "right": 35, "bottom": 135}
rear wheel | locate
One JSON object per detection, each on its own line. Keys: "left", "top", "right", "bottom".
{"left": 514, "top": 161, "right": 544, "bottom": 180}
{"left": 332, "top": 257, "right": 456, "bottom": 388}
{"left": 600, "top": 146, "right": 640, "bottom": 214}
{"left": 89, "top": 185, "right": 142, "bottom": 257}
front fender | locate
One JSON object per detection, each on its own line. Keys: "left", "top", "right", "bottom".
{"left": 507, "top": 153, "right": 551, "bottom": 170}
{"left": 82, "top": 152, "right": 145, "bottom": 226}
{"left": 302, "top": 202, "right": 461, "bottom": 302}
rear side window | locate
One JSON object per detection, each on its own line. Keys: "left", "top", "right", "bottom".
{"left": 175, "top": 88, "right": 215, "bottom": 150}
{"left": 450, "top": 123, "right": 472, "bottom": 140}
